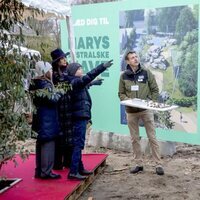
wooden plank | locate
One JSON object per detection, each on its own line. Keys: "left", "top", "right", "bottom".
{"left": 64, "top": 159, "right": 107, "bottom": 200}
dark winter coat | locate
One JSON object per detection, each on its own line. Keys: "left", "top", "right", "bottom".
{"left": 53, "top": 69, "right": 73, "bottom": 145}
{"left": 69, "top": 63, "right": 107, "bottom": 120}
{"left": 29, "top": 79, "right": 62, "bottom": 142}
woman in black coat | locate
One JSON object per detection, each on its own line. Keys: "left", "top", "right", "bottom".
{"left": 51, "top": 48, "right": 73, "bottom": 170}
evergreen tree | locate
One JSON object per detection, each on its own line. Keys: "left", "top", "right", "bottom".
{"left": 157, "top": 6, "right": 185, "bottom": 33}
{"left": 175, "top": 7, "right": 197, "bottom": 44}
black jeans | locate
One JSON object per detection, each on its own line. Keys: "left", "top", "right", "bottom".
{"left": 54, "top": 136, "right": 73, "bottom": 169}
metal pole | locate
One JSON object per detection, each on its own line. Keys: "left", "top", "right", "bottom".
{"left": 171, "top": 65, "right": 180, "bottom": 104}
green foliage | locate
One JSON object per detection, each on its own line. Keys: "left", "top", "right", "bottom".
{"left": 175, "top": 7, "right": 197, "bottom": 44}
{"left": 25, "top": 13, "right": 61, "bottom": 62}
{"left": 125, "top": 10, "right": 144, "bottom": 28}
{"left": 157, "top": 6, "right": 185, "bottom": 33}
{"left": 178, "top": 31, "right": 198, "bottom": 97}
{"left": 179, "top": 30, "right": 198, "bottom": 63}
{"left": 0, "top": 0, "right": 24, "bottom": 30}
{"left": 24, "top": 16, "right": 61, "bottom": 61}
{"left": 30, "top": 81, "right": 71, "bottom": 100}
{"left": 56, "top": 81, "right": 72, "bottom": 92}
{"left": 155, "top": 111, "right": 174, "bottom": 129}
{"left": 25, "top": 35, "right": 58, "bottom": 62}
{"left": 171, "top": 96, "right": 197, "bottom": 109}
{"left": 126, "top": 28, "right": 137, "bottom": 50}
{"left": 0, "top": 0, "right": 31, "bottom": 169}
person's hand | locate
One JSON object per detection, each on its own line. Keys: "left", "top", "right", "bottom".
{"left": 51, "top": 92, "right": 62, "bottom": 101}
{"left": 91, "top": 79, "right": 104, "bottom": 86}
{"left": 103, "top": 60, "right": 113, "bottom": 68}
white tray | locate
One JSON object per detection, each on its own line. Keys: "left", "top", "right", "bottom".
{"left": 120, "top": 99, "right": 178, "bottom": 112}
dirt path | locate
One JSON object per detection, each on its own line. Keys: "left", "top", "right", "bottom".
{"left": 80, "top": 145, "right": 200, "bottom": 200}
{"left": 171, "top": 110, "right": 197, "bottom": 133}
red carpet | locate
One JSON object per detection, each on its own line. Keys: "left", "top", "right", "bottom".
{"left": 0, "top": 153, "right": 107, "bottom": 200}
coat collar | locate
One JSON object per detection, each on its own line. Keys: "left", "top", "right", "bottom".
{"left": 125, "top": 64, "right": 142, "bottom": 75}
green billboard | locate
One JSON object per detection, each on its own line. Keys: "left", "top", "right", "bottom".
{"left": 61, "top": 0, "right": 200, "bottom": 144}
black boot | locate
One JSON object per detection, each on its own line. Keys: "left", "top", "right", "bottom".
{"left": 79, "top": 169, "right": 93, "bottom": 175}
{"left": 68, "top": 172, "right": 86, "bottom": 180}
{"left": 40, "top": 172, "right": 61, "bottom": 179}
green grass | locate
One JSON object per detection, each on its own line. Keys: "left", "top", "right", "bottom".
{"left": 163, "top": 61, "right": 184, "bottom": 99}
{"left": 177, "top": 107, "right": 194, "bottom": 113}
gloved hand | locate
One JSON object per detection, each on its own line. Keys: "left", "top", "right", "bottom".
{"left": 91, "top": 79, "right": 104, "bottom": 86}
{"left": 103, "top": 59, "right": 113, "bottom": 68}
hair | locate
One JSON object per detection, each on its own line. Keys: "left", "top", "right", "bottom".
{"left": 125, "top": 50, "right": 137, "bottom": 60}
{"left": 52, "top": 60, "right": 59, "bottom": 72}
{"left": 52, "top": 59, "right": 68, "bottom": 72}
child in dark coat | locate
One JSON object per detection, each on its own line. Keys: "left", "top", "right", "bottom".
{"left": 66, "top": 60, "right": 113, "bottom": 180}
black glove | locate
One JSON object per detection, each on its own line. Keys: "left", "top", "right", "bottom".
{"left": 91, "top": 79, "right": 104, "bottom": 86}
{"left": 103, "top": 59, "right": 113, "bottom": 68}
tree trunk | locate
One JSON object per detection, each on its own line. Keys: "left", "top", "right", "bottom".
{"left": 66, "top": 16, "right": 76, "bottom": 62}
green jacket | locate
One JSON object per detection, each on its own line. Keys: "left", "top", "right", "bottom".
{"left": 118, "top": 64, "right": 159, "bottom": 113}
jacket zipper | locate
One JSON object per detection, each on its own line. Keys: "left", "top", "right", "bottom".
{"left": 133, "top": 75, "right": 138, "bottom": 98}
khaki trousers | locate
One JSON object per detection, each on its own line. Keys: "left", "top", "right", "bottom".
{"left": 126, "top": 110, "right": 161, "bottom": 165}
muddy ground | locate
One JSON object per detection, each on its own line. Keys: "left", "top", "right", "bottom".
{"left": 81, "top": 144, "right": 200, "bottom": 200}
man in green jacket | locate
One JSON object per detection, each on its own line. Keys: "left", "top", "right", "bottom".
{"left": 118, "top": 51, "right": 164, "bottom": 176}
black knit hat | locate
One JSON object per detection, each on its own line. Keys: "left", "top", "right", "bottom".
{"left": 51, "top": 48, "right": 70, "bottom": 63}
{"left": 67, "top": 63, "right": 82, "bottom": 76}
